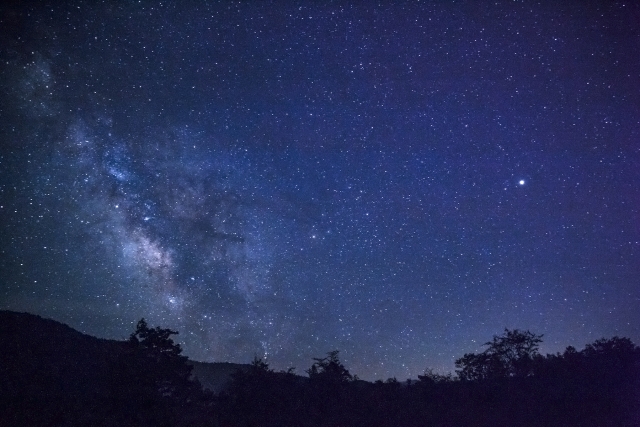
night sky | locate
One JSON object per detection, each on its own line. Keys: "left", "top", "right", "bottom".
{"left": 1, "top": 1, "right": 639, "bottom": 381}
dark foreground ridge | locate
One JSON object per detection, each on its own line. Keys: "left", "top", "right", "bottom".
{"left": 1, "top": 310, "right": 638, "bottom": 427}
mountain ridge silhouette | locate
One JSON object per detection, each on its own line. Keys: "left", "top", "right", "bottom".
{"left": 0, "top": 310, "right": 247, "bottom": 394}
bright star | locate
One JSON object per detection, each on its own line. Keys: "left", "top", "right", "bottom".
{"left": 519, "top": 180, "right": 525, "bottom": 185}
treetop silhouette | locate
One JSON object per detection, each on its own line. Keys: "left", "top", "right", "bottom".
{"left": 307, "top": 350, "right": 354, "bottom": 384}
{"left": 455, "top": 328, "right": 543, "bottom": 381}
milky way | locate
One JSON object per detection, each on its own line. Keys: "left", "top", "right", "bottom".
{"left": 1, "top": 2, "right": 639, "bottom": 380}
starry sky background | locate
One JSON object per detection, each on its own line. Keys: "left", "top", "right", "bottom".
{"left": 1, "top": 1, "right": 639, "bottom": 380}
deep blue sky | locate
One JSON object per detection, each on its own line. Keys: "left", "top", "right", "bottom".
{"left": 1, "top": 1, "right": 639, "bottom": 380}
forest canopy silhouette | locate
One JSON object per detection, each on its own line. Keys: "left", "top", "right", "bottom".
{"left": 1, "top": 311, "right": 638, "bottom": 427}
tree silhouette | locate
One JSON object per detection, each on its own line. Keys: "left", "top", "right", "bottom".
{"left": 127, "top": 318, "right": 196, "bottom": 399}
{"left": 223, "top": 356, "right": 305, "bottom": 427}
{"left": 304, "top": 351, "right": 356, "bottom": 426}
{"left": 417, "top": 367, "right": 454, "bottom": 384}
{"left": 583, "top": 336, "right": 638, "bottom": 360}
{"left": 108, "top": 319, "right": 205, "bottom": 426}
{"left": 6, "top": 310, "right": 639, "bottom": 427}
{"left": 306, "top": 350, "right": 353, "bottom": 384}
{"left": 456, "top": 329, "right": 543, "bottom": 381}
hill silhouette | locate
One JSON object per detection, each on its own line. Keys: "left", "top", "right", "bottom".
{"left": 1, "top": 310, "right": 638, "bottom": 427}
{"left": 0, "top": 310, "right": 245, "bottom": 392}
{"left": 0, "top": 310, "right": 247, "bottom": 426}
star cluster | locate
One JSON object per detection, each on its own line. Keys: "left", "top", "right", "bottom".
{"left": 1, "top": 1, "right": 639, "bottom": 380}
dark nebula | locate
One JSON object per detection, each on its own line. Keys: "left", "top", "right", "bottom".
{"left": 1, "top": 1, "right": 638, "bottom": 380}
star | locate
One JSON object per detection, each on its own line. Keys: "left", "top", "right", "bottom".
{"left": 1, "top": 1, "right": 637, "bottom": 382}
